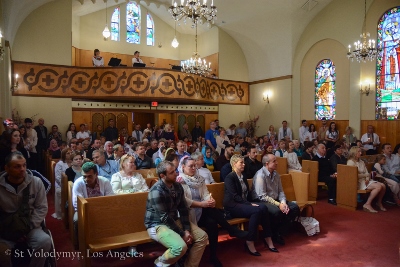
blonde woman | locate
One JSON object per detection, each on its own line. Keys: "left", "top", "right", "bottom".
{"left": 283, "top": 141, "right": 302, "bottom": 172}
{"left": 347, "top": 147, "right": 386, "bottom": 213}
{"left": 216, "top": 127, "right": 231, "bottom": 155}
{"left": 111, "top": 154, "right": 149, "bottom": 194}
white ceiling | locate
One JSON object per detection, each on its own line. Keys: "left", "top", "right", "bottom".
{"left": 3, "top": 0, "right": 335, "bottom": 80}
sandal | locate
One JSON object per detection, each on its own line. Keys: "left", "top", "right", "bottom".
{"left": 363, "top": 205, "right": 378, "bottom": 213}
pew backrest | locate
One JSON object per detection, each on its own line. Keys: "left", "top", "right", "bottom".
{"left": 301, "top": 160, "right": 319, "bottom": 201}
{"left": 211, "top": 171, "right": 220, "bottom": 183}
{"left": 337, "top": 164, "right": 359, "bottom": 210}
{"left": 79, "top": 192, "right": 149, "bottom": 242}
{"left": 61, "top": 173, "right": 69, "bottom": 229}
{"left": 145, "top": 177, "right": 158, "bottom": 188}
{"left": 50, "top": 160, "right": 59, "bottom": 195}
{"left": 276, "top": 157, "right": 288, "bottom": 175}
{"left": 68, "top": 181, "right": 76, "bottom": 247}
{"left": 136, "top": 168, "right": 157, "bottom": 178}
{"left": 206, "top": 183, "right": 225, "bottom": 209}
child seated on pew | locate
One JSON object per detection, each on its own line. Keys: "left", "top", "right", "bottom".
{"left": 372, "top": 154, "right": 400, "bottom": 206}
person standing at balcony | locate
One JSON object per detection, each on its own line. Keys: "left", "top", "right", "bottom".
{"left": 132, "top": 51, "right": 144, "bottom": 64}
{"left": 92, "top": 49, "right": 104, "bottom": 67}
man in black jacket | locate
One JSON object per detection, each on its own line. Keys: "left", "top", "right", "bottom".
{"left": 191, "top": 121, "right": 203, "bottom": 143}
{"left": 244, "top": 145, "right": 262, "bottom": 179}
{"left": 313, "top": 143, "right": 337, "bottom": 205}
{"left": 329, "top": 144, "right": 347, "bottom": 173}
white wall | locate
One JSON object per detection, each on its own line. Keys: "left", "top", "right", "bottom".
{"left": 218, "top": 104, "right": 250, "bottom": 130}
{"left": 249, "top": 79, "right": 293, "bottom": 136}
{"left": 12, "top": 0, "right": 71, "bottom": 65}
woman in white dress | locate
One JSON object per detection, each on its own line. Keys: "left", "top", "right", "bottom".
{"left": 347, "top": 147, "right": 386, "bottom": 213}
{"left": 111, "top": 154, "right": 149, "bottom": 194}
{"left": 283, "top": 141, "right": 302, "bottom": 172}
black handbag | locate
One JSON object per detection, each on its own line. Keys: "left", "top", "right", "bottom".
{"left": 0, "top": 184, "right": 31, "bottom": 242}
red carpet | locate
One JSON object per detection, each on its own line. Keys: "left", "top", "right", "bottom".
{"left": 45, "top": 192, "right": 400, "bottom": 267}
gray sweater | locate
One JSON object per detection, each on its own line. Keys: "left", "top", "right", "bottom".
{"left": 0, "top": 170, "right": 48, "bottom": 229}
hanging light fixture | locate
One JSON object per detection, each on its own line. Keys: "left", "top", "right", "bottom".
{"left": 347, "top": 0, "right": 380, "bottom": 63}
{"left": 102, "top": 0, "right": 111, "bottom": 39}
{"left": 171, "top": 21, "right": 179, "bottom": 48}
{"left": 181, "top": 23, "right": 211, "bottom": 77}
{"left": 169, "top": 0, "right": 217, "bottom": 27}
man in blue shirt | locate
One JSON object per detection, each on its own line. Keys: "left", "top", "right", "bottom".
{"left": 205, "top": 121, "right": 219, "bottom": 152}
{"left": 92, "top": 150, "right": 119, "bottom": 180}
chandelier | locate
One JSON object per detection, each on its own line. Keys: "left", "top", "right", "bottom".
{"left": 182, "top": 24, "right": 212, "bottom": 76}
{"left": 169, "top": 0, "right": 217, "bottom": 27}
{"left": 102, "top": 0, "right": 111, "bottom": 39}
{"left": 347, "top": 0, "right": 380, "bottom": 63}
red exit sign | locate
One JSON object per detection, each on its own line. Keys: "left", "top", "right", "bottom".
{"left": 151, "top": 102, "right": 158, "bottom": 107}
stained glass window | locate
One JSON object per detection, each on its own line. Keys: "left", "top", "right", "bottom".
{"left": 127, "top": 1, "right": 140, "bottom": 44}
{"left": 147, "top": 13, "right": 154, "bottom": 46}
{"left": 315, "top": 59, "right": 336, "bottom": 120}
{"left": 111, "top": 7, "right": 120, "bottom": 41}
{"left": 376, "top": 7, "right": 400, "bottom": 120}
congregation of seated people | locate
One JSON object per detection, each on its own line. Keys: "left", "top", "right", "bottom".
{"left": 2, "top": 116, "right": 400, "bottom": 267}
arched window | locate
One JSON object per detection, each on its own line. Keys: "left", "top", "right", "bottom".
{"left": 315, "top": 59, "right": 336, "bottom": 120}
{"left": 376, "top": 6, "right": 400, "bottom": 120}
{"left": 111, "top": 7, "right": 120, "bottom": 41}
{"left": 126, "top": 1, "right": 140, "bottom": 44}
{"left": 147, "top": 13, "right": 154, "bottom": 46}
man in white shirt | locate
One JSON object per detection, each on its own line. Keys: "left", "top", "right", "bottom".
{"left": 76, "top": 124, "right": 90, "bottom": 142}
{"left": 381, "top": 143, "right": 400, "bottom": 181}
{"left": 360, "top": 125, "right": 380, "bottom": 155}
{"left": 298, "top": 120, "right": 309, "bottom": 145}
{"left": 132, "top": 51, "right": 144, "bottom": 65}
{"left": 132, "top": 124, "right": 143, "bottom": 142}
{"left": 278, "top": 120, "right": 293, "bottom": 141}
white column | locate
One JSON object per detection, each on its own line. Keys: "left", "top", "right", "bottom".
{"left": 348, "top": 62, "right": 361, "bottom": 138}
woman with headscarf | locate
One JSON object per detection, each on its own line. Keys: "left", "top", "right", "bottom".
{"left": 177, "top": 156, "right": 248, "bottom": 267}
{"left": 202, "top": 146, "right": 215, "bottom": 171}
{"left": 48, "top": 138, "right": 61, "bottom": 159}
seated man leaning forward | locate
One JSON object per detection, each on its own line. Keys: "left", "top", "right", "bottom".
{"left": 72, "top": 162, "right": 114, "bottom": 248}
{"left": 252, "top": 154, "right": 300, "bottom": 246}
{"left": 145, "top": 161, "right": 208, "bottom": 267}
{"left": 0, "top": 152, "right": 51, "bottom": 267}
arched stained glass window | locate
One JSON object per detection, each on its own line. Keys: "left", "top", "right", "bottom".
{"left": 147, "top": 13, "right": 154, "bottom": 46}
{"left": 315, "top": 59, "right": 336, "bottom": 120}
{"left": 376, "top": 6, "right": 400, "bottom": 120}
{"left": 127, "top": 1, "right": 140, "bottom": 44}
{"left": 111, "top": 7, "right": 120, "bottom": 41}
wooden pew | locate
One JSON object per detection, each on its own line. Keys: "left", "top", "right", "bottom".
{"left": 276, "top": 157, "right": 288, "bottom": 175}
{"left": 301, "top": 160, "right": 319, "bottom": 201}
{"left": 284, "top": 172, "right": 316, "bottom": 208}
{"left": 68, "top": 181, "right": 78, "bottom": 249}
{"left": 206, "top": 183, "right": 249, "bottom": 229}
{"left": 49, "top": 159, "right": 59, "bottom": 196}
{"left": 256, "top": 154, "right": 262, "bottom": 162}
{"left": 78, "top": 192, "right": 152, "bottom": 267}
{"left": 136, "top": 168, "right": 157, "bottom": 178}
{"left": 337, "top": 164, "right": 372, "bottom": 211}
{"left": 61, "top": 173, "right": 69, "bottom": 229}
{"left": 211, "top": 171, "right": 220, "bottom": 183}
{"left": 145, "top": 177, "right": 158, "bottom": 188}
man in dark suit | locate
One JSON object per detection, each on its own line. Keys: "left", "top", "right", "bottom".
{"left": 313, "top": 143, "right": 337, "bottom": 205}
{"left": 244, "top": 145, "right": 263, "bottom": 179}
{"left": 34, "top": 118, "right": 47, "bottom": 172}
{"left": 102, "top": 119, "right": 118, "bottom": 141}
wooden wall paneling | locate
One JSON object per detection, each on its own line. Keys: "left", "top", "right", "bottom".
{"left": 13, "top": 61, "right": 248, "bottom": 105}
{"left": 116, "top": 113, "right": 128, "bottom": 132}
{"left": 72, "top": 111, "right": 91, "bottom": 132}
{"left": 132, "top": 112, "right": 154, "bottom": 131}
{"left": 177, "top": 114, "right": 186, "bottom": 137}
{"left": 304, "top": 120, "right": 350, "bottom": 137}
{"left": 91, "top": 113, "right": 104, "bottom": 134}
{"left": 157, "top": 113, "right": 173, "bottom": 127}
{"left": 205, "top": 114, "right": 218, "bottom": 131}
{"left": 72, "top": 47, "right": 76, "bottom": 66}
{"left": 196, "top": 114, "right": 205, "bottom": 133}
{"left": 186, "top": 115, "right": 196, "bottom": 135}
{"left": 104, "top": 113, "right": 116, "bottom": 129}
